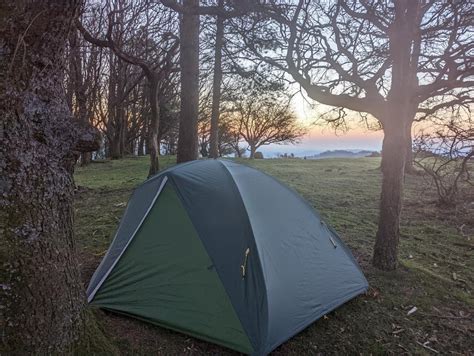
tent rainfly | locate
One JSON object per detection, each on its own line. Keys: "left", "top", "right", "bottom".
{"left": 87, "top": 159, "right": 368, "bottom": 355}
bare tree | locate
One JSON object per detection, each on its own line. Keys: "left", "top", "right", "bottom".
{"left": 67, "top": 23, "right": 108, "bottom": 165}
{"left": 161, "top": 0, "right": 262, "bottom": 162}
{"left": 1, "top": 1, "right": 101, "bottom": 352}
{"left": 228, "top": 87, "right": 305, "bottom": 158}
{"left": 79, "top": 0, "right": 179, "bottom": 176}
{"left": 414, "top": 116, "right": 473, "bottom": 207}
{"left": 235, "top": 0, "right": 474, "bottom": 270}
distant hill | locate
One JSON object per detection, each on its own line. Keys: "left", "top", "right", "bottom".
{"left": 306, "top": 150, "right": 378, "bottom": 159}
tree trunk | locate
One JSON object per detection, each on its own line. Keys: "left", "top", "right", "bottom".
{"left": 138, "top": 132, "right": 146, "bottom": 156}
{"left": 69, "top": 28, "right": 93, "bottom": 166}
{"left": 373, "top": 119, "right": 410, "bottom": 270}
{"left": 109, "top": 135, "right": 122, "bottom": 159}
{"left": 148, "top": 77, "right": 160, "bottom": 177}
{"left": 106, "top": 52, "right": 117, "bottom": 159}
{"left": 373, "top": 0, "right": 421, "bottom": 270}
{"left": 117, "top": 62, "right": 127, "bottom": 158}
{"left": 168, "top": 135, "right": 177, "bottom": 155}
{"left": 1, "top": 1, "right": 93, "bottom": 352}
{"left": 81, "top": 152, "right": 92, "bottom": 166}
{"left": 209, "top": 0, "right": 224, "bottom": 159}
{"left": 177, "top": 0, "right": 200, "bottom": 163}
{"left": 119, "top": 107, "right": 126, "bottom": 157}
{"left": 106, "top": 56, "right": 126, "bottom": 160}
{"left": 404, "top": 123, "right": 416, "bottom": 174}
{"left": 249, "top": 144, "right": 257, "bottom": 159}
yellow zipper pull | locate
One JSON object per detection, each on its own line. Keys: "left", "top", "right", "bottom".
{"left": 241, "top": 248, "right": 250, "bottom": 279}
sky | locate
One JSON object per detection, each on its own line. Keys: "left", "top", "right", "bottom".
{"left": 261, "top": 127, "right": 384, "bottom": 157}
{"left": 259, "top": 92, "right": 384, "bottom": 157}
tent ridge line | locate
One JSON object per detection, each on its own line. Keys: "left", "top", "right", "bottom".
{"left": 141, "top": 159, "right": 202, "bottom": 185}
{"left": 87, "top": 176, "right": 168, "bottom": 303}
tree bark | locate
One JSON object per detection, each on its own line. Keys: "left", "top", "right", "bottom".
{"left": 138, "top": 128, "right": 146, "bottom": 156}
{"left": 117, "top": 61, "right": 127, "bottom": 158}
{"left": 1, "top": 1, "right": 96, "bottom": 352}
{"left": 106, "top": 55, "right": 127, "bottom": 160}
{"left": 109, "top": 135, "right": 122, "bottom": 159}
{"left": 148, "top": 77, "right": 160, "bottom": 177}
{"left": 373, "top": 0, "right": 420, "bottom": 270}
{"left": 177, "top": 0, "right": 200, "bottom": 163}
{"left": 372, "top": 119, "right": 410, "bottom": 270}
{"left": 404, "top": 123, "right": 416, "bottom": 174}
{"left": 209, "top": 0, "right": 224, "bottom": 159}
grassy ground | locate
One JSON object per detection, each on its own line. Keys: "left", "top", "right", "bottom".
{"left": 74, "top": 156, "right": 473, "bottom": 355}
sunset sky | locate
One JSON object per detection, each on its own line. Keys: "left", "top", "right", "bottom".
{"left": 261, "top": 92, "right": 385, "bottom": 157}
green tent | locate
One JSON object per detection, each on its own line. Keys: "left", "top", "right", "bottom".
{"left": 87, "top": 159, "right": 368, "bottom": 355}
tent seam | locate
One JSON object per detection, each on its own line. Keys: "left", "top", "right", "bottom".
{"left": 165, "top": 174, "right": 255, "bottom": 353}
{"left": 218, "top": 159, "right": 270, "bottom": 354}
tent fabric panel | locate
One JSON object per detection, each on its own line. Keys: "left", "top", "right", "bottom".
{"left": 86, "top": 176, "right": 164, "bottom": 297}
{"left": 90, "top": 183, "right": 253, "bottom": 354}
{"left": 169, "top": 160, "right": 268, "bottom": 354}
{"left": 100, "top": 308, "right": 253, "bottom": 354}
{"left": 221, "top": 160, "right": 368, "bottom": 353}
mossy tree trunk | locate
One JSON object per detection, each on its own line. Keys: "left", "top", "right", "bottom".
{"left": 1, "top": 1, "right": 100, "bottom": 353}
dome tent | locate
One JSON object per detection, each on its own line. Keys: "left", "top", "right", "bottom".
{"left": 87, "top": 159, "right": 368, "bottom": 355}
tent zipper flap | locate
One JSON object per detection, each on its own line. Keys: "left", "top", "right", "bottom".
{"left": 87, "top": 176, "right": 168, "bottom": 303}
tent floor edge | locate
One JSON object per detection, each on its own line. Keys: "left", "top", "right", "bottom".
{"left": 95, "top": 307, "right": 254, "bottom": 355}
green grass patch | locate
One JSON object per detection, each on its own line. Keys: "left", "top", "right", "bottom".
{"left": 74, "top": 156, "right": 473, "bottom": 355}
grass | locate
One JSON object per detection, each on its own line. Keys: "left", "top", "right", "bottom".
{"left": 74, "top": 155, "right": 473, "bottom": 355}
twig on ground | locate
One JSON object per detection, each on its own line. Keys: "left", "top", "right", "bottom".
{"left": 418, "top": 312, "right": 471, "bottom": 320}
{"left": 416, "top": 341, "right": 439, "bottom": 354}
{"left": 397, "top": 344, "right": 409, "bottom": 352}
